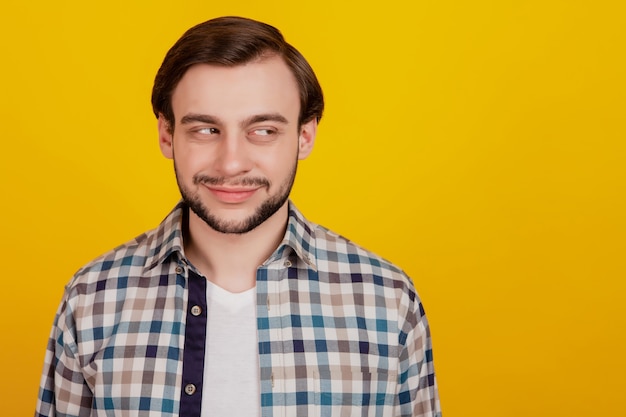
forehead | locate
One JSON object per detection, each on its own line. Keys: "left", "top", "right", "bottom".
{"left": 171, "top": 56, "right": 301, "bottom": 124}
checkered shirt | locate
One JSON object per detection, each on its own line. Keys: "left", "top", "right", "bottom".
{"left": 36, "top": 201, "right": 441, "bottom": 416}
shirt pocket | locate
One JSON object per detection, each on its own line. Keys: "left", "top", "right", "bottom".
{"left": 314, "top": 369, "right": 397, "bottom": 417}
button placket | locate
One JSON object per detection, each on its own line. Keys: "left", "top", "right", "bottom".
{"left": 178, "top": 270, "right": 206, "bottom": 415}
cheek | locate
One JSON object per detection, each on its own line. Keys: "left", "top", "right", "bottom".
{"left": 173, "top": 144, "right": 213, "bottom": 170}
{"left": 257, "top": 148, "right": 298, "bottom": 175}
{"left": 173, "top": 155, "right": 204, "bottom": 185}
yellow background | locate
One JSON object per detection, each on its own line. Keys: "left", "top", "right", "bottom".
{"left": 1, "top": 1, "right": 624, "bottom": 416}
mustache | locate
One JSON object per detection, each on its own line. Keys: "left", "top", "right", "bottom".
{"left": 192, "top": 175, "right": 270, "bottom": 188}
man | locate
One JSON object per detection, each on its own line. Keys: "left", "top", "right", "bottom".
{"left": 36, "top": 16, "right": 441, "bottom": 417}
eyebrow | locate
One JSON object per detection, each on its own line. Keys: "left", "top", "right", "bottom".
{"left": 179, "top": 112, "right": 289, "bottom": 128}
{"left": 242, "top": 113, "right": 289, "bottom": 126}
{"left": 180, "top": 113, "right": 220, "bottom": 125}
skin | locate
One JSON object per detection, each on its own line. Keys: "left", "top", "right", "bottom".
{"left": 158, "top": 55, "right": 317, "bottom": 292}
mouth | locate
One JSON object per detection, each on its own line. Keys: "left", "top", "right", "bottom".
{"left": 203, "top": 185, "right": 262, "bottom": 203}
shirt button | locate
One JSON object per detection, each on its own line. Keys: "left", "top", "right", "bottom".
{"left": 184, "top": 383, "right": 196, "bottom": 395}
{"left": 190, "top": 305, "right": 202, "bottom": 316}
{"left": 175, "top": 266, "right": 184, "bottom": 275}
{"left": 284, "top": 260, "right": 292, "bottom": 267}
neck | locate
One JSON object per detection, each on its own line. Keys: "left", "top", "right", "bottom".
{"left": 183, "top": 202, "right": 289, "bottom": 293}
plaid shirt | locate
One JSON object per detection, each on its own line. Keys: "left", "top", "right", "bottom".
{"left": 36, "top": 202, "right": 441, "bottom": 417}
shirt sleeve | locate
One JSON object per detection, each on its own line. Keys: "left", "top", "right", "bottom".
{"left": 35, "top": 292, "right": 94, "bottom": 417}
{"left": 397, "top": 295, "right": 442, "bottom": 417}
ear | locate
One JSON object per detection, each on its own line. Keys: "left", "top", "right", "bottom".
{"left": 297, "top": 118, "right": 317, "bottom": 160}
{"left": 158, "top": 114, "right": 174, "bottom": 159}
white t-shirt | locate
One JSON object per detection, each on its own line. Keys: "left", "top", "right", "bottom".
{"left": 201, "top": 281, "right": 260, "bottom": 417}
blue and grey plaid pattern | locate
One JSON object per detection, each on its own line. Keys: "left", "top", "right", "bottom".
{"left": 36, "top": 201, "right": 441, "bottom": 417}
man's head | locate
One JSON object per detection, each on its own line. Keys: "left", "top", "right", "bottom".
{"left": 153, "top": 17, "right": 324, "bottom": 234}
{"left": 152, "top": 16, "right": 324, "bottom": 132}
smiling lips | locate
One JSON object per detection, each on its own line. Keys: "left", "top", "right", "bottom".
{"left": 204, "top": 185, "right": 261, "bottom": 203}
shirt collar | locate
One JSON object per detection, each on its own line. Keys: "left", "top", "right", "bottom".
{"left": 275, "top": 201, "right": 318, "bottom": 270}
{"left": 143, "top": 201, "right": 187, "bottom": 273}
{"left": 143, "top": 200, "right": 318, "bottom": 273}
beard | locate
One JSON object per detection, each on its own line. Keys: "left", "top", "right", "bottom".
{"left": 175, "top": 160, "right": 297, "bottom": 234}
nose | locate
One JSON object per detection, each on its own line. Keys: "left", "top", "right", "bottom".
{"left": 213, "top": 133, "right": 253, "bottom": 177}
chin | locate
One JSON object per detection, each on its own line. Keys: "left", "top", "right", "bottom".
{"left": 186, "top": 195, "right": 288, "bottom": 235}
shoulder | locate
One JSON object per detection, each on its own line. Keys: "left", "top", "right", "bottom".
{"left": 64, "top": 204, "right": 185, "bottom": 295}
{"left": 287, "top": 203, "right": 416, "bottom": 299}
{"left": 66, "top": 229, "right": 158, "bottom": 294}
{"left": 310, "top": 222, "right": 419, "bottom": 306}
{"left": 313, "top": 223, "right": 404, "bottom": 274}
{"left": 301, "top": 220, "right": 428, "bottom": 344}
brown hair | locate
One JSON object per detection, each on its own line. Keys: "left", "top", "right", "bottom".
{"left": 151, "top": 16, "right": 324, "bottom": 130}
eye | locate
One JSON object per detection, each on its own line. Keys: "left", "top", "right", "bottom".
{"left": 251, "top": 128, "right": 275, "bottom": 136}
{"left": 196, "top": 127, "right": 220, "bottom": 135}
